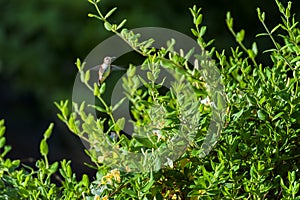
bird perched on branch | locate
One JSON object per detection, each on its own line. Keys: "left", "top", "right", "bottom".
{"left": 98, "top": 56, "right": 126, "bottom": 85}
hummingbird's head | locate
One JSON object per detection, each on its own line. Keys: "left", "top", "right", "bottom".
{"left": 103, "top": 56, "right": 116, "bottom": 65}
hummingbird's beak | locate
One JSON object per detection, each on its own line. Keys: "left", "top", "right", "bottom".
{"left": 109, "top": 57, "right": 116, "bottom": 64}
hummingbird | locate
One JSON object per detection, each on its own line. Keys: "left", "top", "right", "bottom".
{"left": 98, "top": 56, "right": 126, "bottom": 84}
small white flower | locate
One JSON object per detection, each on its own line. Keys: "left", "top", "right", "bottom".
{"left": 200, "top": 96, "right": 216, "bottom": 108}
{"left": 200, "top": 96, "right": 211, "bottom": 106}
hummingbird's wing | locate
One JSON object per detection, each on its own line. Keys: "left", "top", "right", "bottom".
{"left": 89, "top": 65, "right": 101, "bottom": 71}
{"left": 111, "top": 65, "right": 127, "bottom": 71}
{"left": 88, "top": 65, "right": 126, "bottom": 71}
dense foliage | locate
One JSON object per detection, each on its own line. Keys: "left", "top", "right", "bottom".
{"left": 1, "top": 0, "right": 300, "bottom": 199}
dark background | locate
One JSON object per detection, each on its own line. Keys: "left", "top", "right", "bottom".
{"left": 0, "top": 0, "right": 299, "bottom": 177}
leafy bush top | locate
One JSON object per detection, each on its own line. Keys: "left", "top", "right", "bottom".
{"left": 1, "top": 0, "right": 300, "bottom": 199}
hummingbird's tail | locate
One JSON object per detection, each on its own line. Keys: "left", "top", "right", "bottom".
{"left": 111, "top": 65, "right": 127, "bottom": 71}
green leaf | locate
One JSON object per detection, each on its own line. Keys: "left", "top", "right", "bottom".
{"left": 85, "top": 70, "right": 90, "bottom": 82}
{"left": 12, "top": 160, "right": 20, "bottom": 168}
{"left": 191, "top": 28, "right": 198, "bottom": 37}
{"left": 226, "top": 12, "right": 233, "bottom": 28}
{"left": 91, "top": 105, "right": 106, "bottom": 113}
{"left": 0, "top": 137, "right": 6, "bottom": 148}
{"left": 271, "top": 24, "right": 281, "bottom": 34}
{"left": 189, "top": 8, "right": 195, "bottom": 17}
{"left": 0, "top": 126, "right": 6, "bottom": 138}
{"left": 199, "top": 26, "right": 207, "bottom": 37}
{"left": 108, "top": 119, "right": 114, "bottom": 127}
{"left": 184, "top": 48, "right": 195, "bottom": 61}
{"left": 1, "top": 146, "right": 11, "bottom": 157}
{"left": 80, "top": 101, "right": 86, "bottom": 112}
{"left": 126, "top": 65, "right": 136, "bottom": 77}
{"left": 123, "top": 189, "right": 138, "bottom": 198}
{"left": 87, "top": 0, "right": 94, "bottom": 4}
{"left": 75, "top": 58, "right": 82, "bottom": 70}
{"left": 142, "top": 180, "right": 155, "bottom": 192}
{"left": 257, "top": 8, "right": 265, "bottom": 22}
{"left": 275, "top": 0, "right": 285, "bottom": 14}
{"left": 44, "top": 123, "right": 54, "bottom": 139}
{"left": 286, "top": 2, "right": 291, "bottom": 18}
{"left": 115, "top": 117, "right": 125, "bottom": 131}
{"left": 80, "top": 71, "right": 85, "bottom": 82}
{"left": 160, "top": 59, "right": 175, "bottom": 69}
{"left": 147, "top": 71, "right": 154, "bottom": 81}
{"left": 49, "top": 162, "right": 59, "bottom": 174}
{"left": 81, "top": 174, "right": 90, "bottom": 187}
{"left": 288, "top": 171, "right": 296, "bottom": 183}
{"left": 105, "top": 7, "right": 117, "bottom": 19}
{"left": 272, "top": 112, "right": 284, "bottom": 121}
{"left": 40, "top": 139, "right": 49, "bottom": 157}
{"left": 252, "top": 42, "right": 258, "bottom": 56}
{"left": 88, "top": 13, "right": 101, "bottom": 20}
{"left": 104, "top": 21, "right": 112, "bottom": 31}
{"left": 246, "top": 95, "right": 256, "bottom": 105}
{"left": 247, "top": 49, "right": 255, "bottom": 59}
{"left": 67, "top": 165, "right": 72, "bottom": 178}
{"left": 195, "top": 14, "right": 202, "bottom": 25}
{"left": 100, "top": 82, "right": 106, "bottom": 94}
{"left": 256, "top": 33, "right": 269, "bottom": 37}
{"left": 280, "top": 176, "right": 288, "bottom": 190}
{"left": 112, "top": 97, "right": 126, "bottom": 112}
{"left": 233, "top": 109, "right": 244, "bottom": 120}
{"left": 117, "top": 19, "right": 127, "bottom": 30}
{"left": 93, "top": 83, "right": 99, "bottom": 96}
{"left": 291, "top": 56, "right": 300, "bottom": 63}
{"left": 257, "top": 110, "right": 267, "bottom": 120}
{"left": 134, "top": 136, "right": 154, "bottom": 148}
{"left": 236, "top": 29, "right": 245, "bottom": 42}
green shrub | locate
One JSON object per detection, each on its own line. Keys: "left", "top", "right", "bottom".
{"left": 1, "top": 0, "right": 300, "bottom": 199}
{"left": 0, "top": 120, "right": 90, "bottom": 199}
